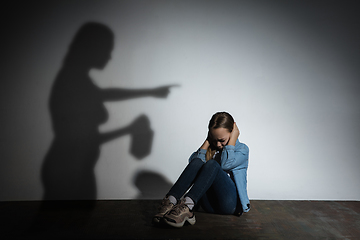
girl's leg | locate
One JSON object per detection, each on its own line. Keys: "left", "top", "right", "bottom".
{"left": 153, "top": 158, "right": 204, "bottom": 223}
{"left": 199, "top": 169, "right": 238, "bottom": 215}
{"left": 167, "top": 158, "right": 204, "bottom": 201}
{"left": 162, "top": 160, "right": 236, "bottom": 227}
{"left": 184, "top": 159, "right": 229, "bottom": 206}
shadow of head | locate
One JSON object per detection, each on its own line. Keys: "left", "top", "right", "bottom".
{"left": 64, "top": 22, "right": 114, "bottom": 70}
{"left": 133, "top": 170, "right": 173, "bottom": 199}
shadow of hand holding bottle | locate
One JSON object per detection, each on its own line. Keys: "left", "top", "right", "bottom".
{"left": 41, "top": 22, "right": 179, "bottom": 207}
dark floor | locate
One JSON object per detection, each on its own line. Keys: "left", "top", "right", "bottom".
{"left": 1, "top": 200, "right": 359, "bottom": 239}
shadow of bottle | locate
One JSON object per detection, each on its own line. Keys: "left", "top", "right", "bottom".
{"left": 129, "top": 115, "right": 154, "bottom": 160}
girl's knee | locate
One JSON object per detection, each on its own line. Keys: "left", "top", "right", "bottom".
{"left": 189, "top": 158, "right": 205, "bottom": 167}
{"left": 204, "top": 159, "right": 220, "bottom": 168}
{"left": 200, "top": 160, "right": 221, "bottom": 175}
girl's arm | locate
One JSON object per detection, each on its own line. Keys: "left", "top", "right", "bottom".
{"left": 220, "top": 123, "right": 249, "bottom": 170}
{"left": 220, "top": 142, "right": 249, "bottom": 170}
{"left": 200, "top": 139, "right": 210, "bottom": 150}
{"left": 189, "top": 138, "right": 209, "bottom": 163}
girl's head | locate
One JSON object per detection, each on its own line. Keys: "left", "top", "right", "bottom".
{"left": 208, "top": 112, "right": 234, "bottom": 150}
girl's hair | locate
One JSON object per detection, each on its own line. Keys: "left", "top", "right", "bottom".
{"left": 206, "top": 112, "right": 234, "bottom": 161}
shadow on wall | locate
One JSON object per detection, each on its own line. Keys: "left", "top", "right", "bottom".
{"left": 41, "top": 22, "right": 177, "bottom": 208}
{"left": 133, "top": 170, "right": 173, "bottom": 199}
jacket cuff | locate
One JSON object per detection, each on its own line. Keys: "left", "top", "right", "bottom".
{"left": 224, "top": 144, "right": 235, "bottom": 151}
{"left": 197, "top": 148, "right": 207, "bottom": 154}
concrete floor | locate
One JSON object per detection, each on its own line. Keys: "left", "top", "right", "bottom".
{"left": 1, "top": 200, "right": 360, "bottom": 239}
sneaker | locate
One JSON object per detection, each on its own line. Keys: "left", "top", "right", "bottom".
{"left": 152, "top": 197, "right": 174, "bottom": 223}
{"left": 163, "top": 199, "right": 196, "bottom": 228}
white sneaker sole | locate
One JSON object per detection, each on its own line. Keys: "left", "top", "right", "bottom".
{"left": 164, "top": 215, "right": 196, "bottom": 228}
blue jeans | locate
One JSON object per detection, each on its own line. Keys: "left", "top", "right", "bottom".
{"left": 167, "top": 158, "right": 238, "bottom": 215}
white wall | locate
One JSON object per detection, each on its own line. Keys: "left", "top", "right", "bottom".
{"left": 1, "top": 0, "right": 359, "bottom": 201}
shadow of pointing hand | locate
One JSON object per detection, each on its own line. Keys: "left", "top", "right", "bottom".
{"left": 151, "top": 85, "right": 180, "bottom": 98}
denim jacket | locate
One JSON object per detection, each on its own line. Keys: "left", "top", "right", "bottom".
{"left": 188, "top": 139, "right": 250, "bottom": 214}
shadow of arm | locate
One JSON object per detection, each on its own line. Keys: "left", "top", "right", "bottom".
{"left": 99, "top": 126, "right": 130, "bottom": 144}
{"left": 101, "top": 85, "right": 179, "bottom": 101}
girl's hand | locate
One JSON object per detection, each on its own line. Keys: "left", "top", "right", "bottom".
{"left": 228, "top": 122, "right": 240, "bottom": 146}
{"left": 200, "top": 133, "right": 211, "bottom": 150}
{"left": 231, "top": 122, "right": 240, "bottom": 140}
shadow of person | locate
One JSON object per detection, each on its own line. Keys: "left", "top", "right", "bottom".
{"left": 133, "top": 170, "right": 174, "bottom": 227}
{"left": 41, "top": 22, "right": 178, "bottom": 209}
{"left": 133, "top": 170, "right": 173, "bottom": 199}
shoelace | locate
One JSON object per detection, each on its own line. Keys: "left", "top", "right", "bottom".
{"left": 158, "top": 199, "right": 172, "bottom": 211}
{"left": 169, "top": 201, "right": 187, "bottom": 216}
